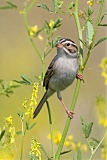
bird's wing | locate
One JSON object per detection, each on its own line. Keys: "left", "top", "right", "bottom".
{"left": 43, "top": 55, "right": 58, "bottom": 90}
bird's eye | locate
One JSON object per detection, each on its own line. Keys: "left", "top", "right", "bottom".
{"left": 66, "top": 43, "right": 70, "bottom": 46}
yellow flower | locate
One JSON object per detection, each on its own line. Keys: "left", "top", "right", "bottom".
{"left": 19, "top": 10, "right": 24, "bottom": 14}
{"left": 54, "top": 132, "right": 62, "bottom": 145}
{"left": 38, "top": 35, "right": 43, "bottom": 41}
{"left": 49, "top": 19, "right": 55, "bottom": 29}
{"left": 9, "top": 126, "right": 16, "bottom": 143}
{"left": 31, "top": 25, "right": 38, "bottom": 33}
{"left": 99, "top": 118, "right": 107, "bottom": 127}
{"left": 100, "top": 58, "right": 107, "bottom": 85}
{"left": 101, "top": 148, "right": 107, "bottom": 160}
{"left": 22, "top": 98, "right": 29, "bottom": 109}
{"left": 29, "top": 83, "right": 39, "bottom": 108}
{"left": 4, "top": 115, "right": 13, "bottom": 127}
{"left": 87, "top": 0, "right": 94, "bottom": 6}
{"left": 67, "top": 135, "right": 73, "bottom": 141}
{"left": 25, "top": 107, "right": 34, "bottom": 118}
{"left": 30, "top": 137, "right": 41, "bottom": 159}
{"left": 70, "top": 141, "right": 76, "bottom": 150}
{"left": 76, "top": 142, "right": 81, "bottom": 149}
{"left": 47, "top": 134, "right": 51, "bottom": 139}
{"left": 64, "top": 140, "right": 70, "bottom": 147}
{"left": 81, "top": 144, "right": 88, "bottom": 152}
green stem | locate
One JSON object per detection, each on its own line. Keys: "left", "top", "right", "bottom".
{"left": 89, "top": 130, "right": 107, "bottom": 160}
{"left": 20, "top": 120, "right": 24, "bottom": 160}
{"left": 55, "top": 80, "right": 81, "bottom": 159}
{"left": 23, "top": 0, "right": 42, "bottom": 62}
{"left": 74, "top": 0, "right": 83, "bottom": 66}
{"left": 46, "top": 101, "right": 55, "bottom": 159}
{"left": 55, "top": 1, "right": 83, "bottom": 159}
{"left": 83, "top": 0, "right": 105, "bottom": 68}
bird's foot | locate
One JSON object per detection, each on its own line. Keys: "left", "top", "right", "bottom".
{"left": 66, "top": 110, "right": 75, "bottom": 119}
{"left": 76, "top": 73, "right": 85, "bottom": 83}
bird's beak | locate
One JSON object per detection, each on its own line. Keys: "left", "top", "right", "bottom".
{"left": 55, "top": 43, "right": 63, "bottom": 48}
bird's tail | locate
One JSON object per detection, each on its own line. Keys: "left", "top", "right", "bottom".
{"left": 33, "top": 92, "right": 47, "bottom": 119}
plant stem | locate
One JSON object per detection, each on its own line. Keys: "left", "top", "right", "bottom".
{"left": 46, "top": 101, "right": 55, "bottom": 159}
{"left": 23, "top": 0, "right": 42, "bottom": 62}
{"left": 55, "top": 1, "right": 83, "bottom": 159}
{"left": 55, "top": 80, "right": 81, "bottom": 159}
{"left": 55, "top": 0, "right": 83, "bottom": 160}
{"left": 89, "top": 130, "right": 107, "bottom": 160}
{"left": 20, "top": 120, "right": 24, "bottom": 160}
{"left": 83, "top": 0, "right": 105, "bottom": 68}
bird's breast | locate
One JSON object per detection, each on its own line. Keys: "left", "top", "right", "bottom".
{"left": 49, "top": 57, "right": 78, "bottom": 91}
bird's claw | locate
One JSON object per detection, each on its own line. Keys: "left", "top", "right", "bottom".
{"left": 66, "top": 110, "right": 75, "bottom": 119}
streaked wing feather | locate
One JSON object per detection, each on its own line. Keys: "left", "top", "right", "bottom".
{"left": 43, "top": 58, "right": 55, "bottom": 90}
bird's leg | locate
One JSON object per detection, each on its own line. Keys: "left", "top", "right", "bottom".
{"left": 57, "top": 91, "right": 74, "bottom": 119}
{"left": 60, "top": 99, "right": 75, "bottom": 119}
{"left": 76, "top": 73, "right": 85, "bottom": 83}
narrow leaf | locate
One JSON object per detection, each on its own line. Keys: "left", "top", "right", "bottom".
{"left": 52, "top": 18, "right": 62, "bottom": 29}
{"left": 78, "top": 38, "right": 88, "bottom": 48}
{"left": 21, "top": 74, "right": 32, "bottom": 84}
{"left": 16, "top": 131, "right": 22, "bottom": 135}
{"left": 80, "top": 116, "right": 85, "bottom": 135}
{"left": 52, "top": 0, "right": 58, "bottom": 13}
{"left": 98, "top": 24, "right": 107, "bottom": 26}
{"left": 26, "top": 121, "right": 29, "bottom": 130}
{"left": 94, "top": 37, "right": 107, "bottom": 47}
{"left": 0, "top": 130, "right": 5, "bottom": 141}
{"left": 0, "top": 1, "right": 17, "bottom": 9}
{"left": 77, "top": 149, "right": 82, "bottom": 160}
{"left": 80, "top": 116, "right": 93, "bottom": 139}
{"left": 40, "top": 144, "right": 50, "bottom": 159}
{"left": 29, "top": 122, "right": 37, "bottom": 130}
{"left": 6, "top": 1, "right": 17, "bottom": 8}
{"left": 85, "top": 122, "right": 93, "bottom": 139}
{"left": 60, "top": 150, "right": 71, "bottom": 155}
{"left": 37, "top": 3, "right": 51, "bottom": 12}
{"left": 86, "top": 20, "right": 94, "bottom": 45}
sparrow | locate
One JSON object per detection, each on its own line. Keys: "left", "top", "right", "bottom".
{"left": 33, "top": 38, "right": 83, "bottom": 119}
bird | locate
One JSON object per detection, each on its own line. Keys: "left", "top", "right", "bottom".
{"left": 33, "top": 38, "right": 83, "bottom": 119}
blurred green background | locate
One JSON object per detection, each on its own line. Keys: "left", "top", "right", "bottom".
{"left": 0, "top": 0, "right": 106, "bottom": 159}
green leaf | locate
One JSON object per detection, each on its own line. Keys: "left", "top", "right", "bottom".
{"left": 80, "top": 116, "right": 93, "bottom": 139}
{"left": 51, "top": 36, "right": 60, "bottom": 48}
{"left": 52, "top": 0, "right": 58, "bottom": 13}
{"left": 94, "top": 37, "right": 107, "bottom": 48}
{"left": 0, "top": 130, "right": 5, "bottom": 141}
{"left": 68, "top": 2, "right": 75, "bottom": 10}
{"left": 14, "top": 74, "right": 32, "bottom": 85}
{"left": 29, "top": 122, "right": 37, "bottom": 130}
{"left": 89, "top": 141, "right": 96, "bottom": 151}
{"left": 78, "top": 38, "right": 88, "bottom": 48}
{"left": 21, "top": 74, "right": 32, "bottom": 84}
{"left": 85, "top": 122, "right": 93, "bottom": 139}
{"left": 77, "top": 149, "right": 82, "bottom": 160}
{"left": 0, "top": 1, "right": 17, "bottom": 9}
{"left": 16, "top": 131, "right": 22, "bottom": 135}
{"left": 60, "top": 150, "right": 71, "bottom": 155}
{"left": 80, "top": 116, "right": 86, "bottom": 135}
{"left": 26, "top": 121, "right": 29, "bottom": 130}
{"left": 37, "top": 3, "right": 51, "bottom": 12}
{"left": 52, "top": 18, "right": 62, "bottom": 29}
{"left": 6, "top": 1, "right": 17, "bottom": 8}
{"left": 92, "top": 138, "right": 104, "bottom": 148}
{"left": 40, "top": 144, "right": 50, "bottom": 159}
{"left": 98, "top": 24, "right": 107, "bottom": 26}
{"left": 87, "top": 6, "right": 94, "bottom": 16}
{"left": 86, "top": 20, "right": 94, "bottom": 45}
